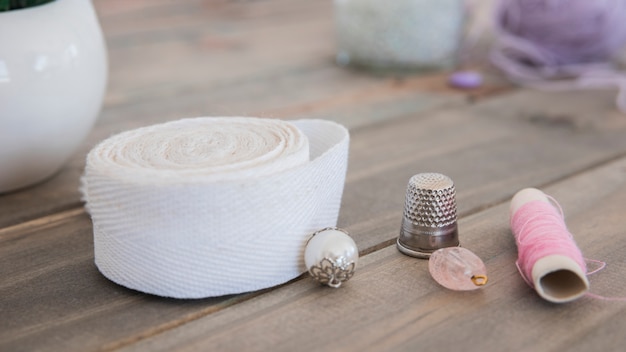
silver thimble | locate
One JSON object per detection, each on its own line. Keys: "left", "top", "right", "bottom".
{"left": 397, "top": 173, "right": 460, "bottom": 258}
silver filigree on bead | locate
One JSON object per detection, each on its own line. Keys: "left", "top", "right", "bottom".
{"left": 308, "top": 257, "right": 356, "bottom": 288}
{"left": 305, "top": 227, "right": 359, "bottom": 288}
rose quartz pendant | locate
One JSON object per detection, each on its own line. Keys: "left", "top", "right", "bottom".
{"left": 428, "top": 247, "right": 488, "bottom": 291}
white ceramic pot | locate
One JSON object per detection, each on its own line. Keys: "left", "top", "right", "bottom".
{"left": 334, "top": 0, "right": 465, "bottom": 70}
{"left": 0, "top": 0, "right": 107, "bottom": 193}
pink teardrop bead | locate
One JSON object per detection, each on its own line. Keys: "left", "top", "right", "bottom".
{"left": 428, "top": 247, "right": 488, "bottom": 291}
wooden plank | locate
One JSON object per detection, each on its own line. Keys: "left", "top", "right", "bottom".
{"left": 98, "top": 0, "right": 336, "bottom": 107}
{"left": 96, "top": 0, "right": 502, "bottom": 110}
{"left": 340, "top": 88, "right": 626, "bottom": 251}
{"left": 95, "top": 0, "right": 331, "bottom": 35}
{"left": 1, "top": 88, "right": 626, "bottom": 351}
{"left": 0, "top": 213, "right": 261, "bottom": 352}
{"left": 121, "top": 155, "right": 626, "bottom": 352}
{"left": 0, "top": 68, "right": 478, "bottom": 228}
{"left": 103, "top": 18, "right": 335, "bottom": 102}
{"left": 5, "top": 2, "right": 625, "bottom": 351}
{"left": 3, "top": 0, "right": 509, "bottom": 227}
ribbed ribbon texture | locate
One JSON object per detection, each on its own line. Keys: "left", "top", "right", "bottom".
{"left": 82, "top": 117, "right": 350, "bottom": 298}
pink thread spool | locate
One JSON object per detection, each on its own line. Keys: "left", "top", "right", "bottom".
{"left": 510, "top": 188, "right": 589, "bottom": 303}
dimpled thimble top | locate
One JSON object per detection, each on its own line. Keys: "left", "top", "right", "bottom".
{"left": 404, "top": 173, "right": 457, "bottom": 228}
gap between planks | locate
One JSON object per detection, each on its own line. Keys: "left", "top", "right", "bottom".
{"left": 96, "top": 292, "right": 269, "bottom": 352}
{"left": 3, "top": 126, "right": 626, "bottom": 240}
{"left": 2, "top": 148, "right": 625, "bottom": 351}
{"left": 97, "top": 148, "right": 626, "bottom": 348}
{"left": 0, "top": 207, "right": 85, "bottom": 240}
{"left": 0, "top": 75, "right": 514, "bottom": 233}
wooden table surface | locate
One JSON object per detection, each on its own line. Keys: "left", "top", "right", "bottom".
{"left": 2, "top": 1, "right": 626, "bottom": 351}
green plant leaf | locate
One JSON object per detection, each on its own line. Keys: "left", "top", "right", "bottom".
{"left": 0, "top": 0, "right": 10, "bottom": 12}
{"left": 0, "top": 0, "right": 55, "bottom": 12}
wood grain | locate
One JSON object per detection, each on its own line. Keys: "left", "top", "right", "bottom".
{"left": 0, "top": 70, "right": 480, "bottom": 228}
{"left": 2, "top": 1, "right": 626, "bottom": 351}
{"left": 340, "top": 88, "right": 626, "bottom": 252}
{"left": 0, "top": 0, "right": 505, "bottom": 228}
{"left": 0, "top": 212, "right": 260, "bottom": 352}
{"left": 122, "top": 156, "right": 626, "bottom": 352}
{"left": 2, "top": 88, "right": 626, "bottom": 351}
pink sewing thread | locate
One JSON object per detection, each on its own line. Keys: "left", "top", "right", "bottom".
{"left": 491, "top": 0, "right": 626, "bottom": 112}
{"left": 510, "top": 200, "right": 586, "bottom": 287}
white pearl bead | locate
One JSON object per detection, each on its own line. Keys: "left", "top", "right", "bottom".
{"left": 305, "top": 227, "right": 359, "bottom": 288}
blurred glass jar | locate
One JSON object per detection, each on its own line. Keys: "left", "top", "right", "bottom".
{"left": 334, "top": 0, "right": 465, "bottom": 71}
{"left": 0, "top": 0, "right": 107, "bottom": 193}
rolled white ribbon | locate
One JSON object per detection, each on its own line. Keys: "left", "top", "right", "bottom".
{"left": 82, "top": 117, "right": 350, "bottom": 298}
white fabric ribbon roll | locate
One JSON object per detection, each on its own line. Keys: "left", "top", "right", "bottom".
{"left": 82, "top": 117, "right": 350, "bottom": 298}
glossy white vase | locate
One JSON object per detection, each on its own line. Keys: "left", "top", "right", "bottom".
{"left": 0, "top": 0, "right": 107, "bottom": 193}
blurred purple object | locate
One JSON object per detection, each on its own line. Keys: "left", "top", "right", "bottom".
{"left": 491, "top": 0, "right": 626, "bottom": 112}
{"left": 494, "top": 0, "right": 626, "bottom": 68}
{"left": 448, "top": 70, "right": 483, "bottom": 89}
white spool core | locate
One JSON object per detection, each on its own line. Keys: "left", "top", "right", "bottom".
{"left": 532, "top": 255, "right": 589, "bottom": 303}
{"left": 510, "top": 188, "right": 589, "bottom": 303}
